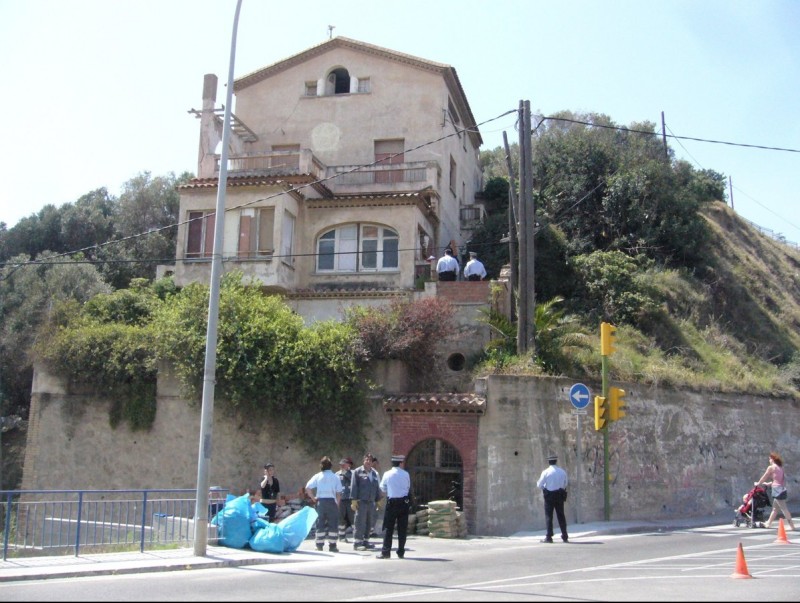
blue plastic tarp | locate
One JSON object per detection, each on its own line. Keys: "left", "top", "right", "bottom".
{"left": 215, "top": 495, "right": 318, "bottom": 553}
{"left": 279, "top": 505, "right": 318, "bottom": 552}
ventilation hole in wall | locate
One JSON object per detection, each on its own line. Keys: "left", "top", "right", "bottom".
{"left": 447, "top": 353, "right": 466, "bottom": 371}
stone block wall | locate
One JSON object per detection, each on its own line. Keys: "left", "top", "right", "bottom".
{"left": 21, "top": 364, "right": 800, "bottom": 537}
{"left": 476, "top": 375, "right": 800, "bottom": 535}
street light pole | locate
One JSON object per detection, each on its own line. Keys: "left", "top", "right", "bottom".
{"left": 193, "top": 0, "right": 243, "bottom": 557}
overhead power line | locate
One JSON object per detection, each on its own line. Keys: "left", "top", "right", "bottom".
{"left": 539, "top": 116, "right": 800, "bottom": 154}
{"left": 3, "top": 107, "right": 797, "bottom": 276}
{"left": 1, "top": 110, "right": 516, "bottom": 275}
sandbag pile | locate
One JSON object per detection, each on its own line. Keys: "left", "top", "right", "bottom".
{"left": 414, "top": 507, "right": 430, "bottom": 535}
{"left": 407, "top": 512, "right": 417, "bottom": 535}
{"left": 425, "top": 499, "right": 466, "bottom": 538}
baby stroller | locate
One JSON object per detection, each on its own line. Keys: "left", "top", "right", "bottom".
{"left": 733, "top": 484, "right": 771, "bottom": 528}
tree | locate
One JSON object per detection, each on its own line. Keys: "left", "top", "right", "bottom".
{"left": 60, "top": 188, "right": 116, "bottom": 253}
{"left": 98, "top": 171, "right": 188, "bottom": 288}
{"left": 345, "top": 297, "right": 456, "bottom": 390}
{"left": 0, "top": 253, "right": 111, "bottom": 415}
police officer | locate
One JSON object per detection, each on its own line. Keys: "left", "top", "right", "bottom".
{"left": 436, "top": 248, "right": 459, "bottom": 281}
{"left": 536, "top": 452, "right": 569, "bottom": 543}
{"left": 376, "top": 454, "right": 411, "bottom": 559}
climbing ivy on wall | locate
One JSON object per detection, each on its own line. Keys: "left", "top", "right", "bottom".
{"left": 37, "top": 273, "right": 368, "bottom": 453}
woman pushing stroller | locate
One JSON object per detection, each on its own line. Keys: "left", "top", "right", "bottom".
{"left": 754, "top": 451, "right": 796, "bottom": 531}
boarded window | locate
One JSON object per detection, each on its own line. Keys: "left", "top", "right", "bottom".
{"left": 237, "top": 208, "right": 275, "bottom": 258}
{"left": 186, "top": 211, "right": 215, "bottom": 258}
{"left": 374, "top": 139, "right": 404, "bottom": 184}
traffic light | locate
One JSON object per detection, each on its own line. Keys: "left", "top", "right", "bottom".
{"left": 594, "top": 395, "right": 607, "bottom": 431}
{"left": 600, "top": 322, "right": 617, "bottom": 356}
{"left": 609, "top": 386, "right": 626, "bottom": 421}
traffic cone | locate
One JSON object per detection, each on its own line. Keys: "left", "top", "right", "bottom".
{"left": 775, "top": 518, "right": 791, "bottom": 544}
{"left": 730, "top": 542, "right": 752, "bottom": 579}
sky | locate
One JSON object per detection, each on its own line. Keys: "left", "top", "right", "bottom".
{"left": 1, "top": 0, "right": 798, "bottom": 244}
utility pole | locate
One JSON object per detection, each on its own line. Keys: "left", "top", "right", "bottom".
{"left": 517, "top": 100, "right": 535, "bottom": 354}
{"left": 193, "top": 0, "right": 242, "bottom": 557}
{"left": 502, "top": 131, "right": 518, "bottom": 322}
{"left": 516, "top": 102, "right": 528, "bottom": 353}
{"left": 661, "top": 111, "right": 668, "bottom": 159}
{"left": 729, "top": 176, "right": 734, "bottom": 209}
{"left": 522, "top": 101, "right": 535, "bottom": 354}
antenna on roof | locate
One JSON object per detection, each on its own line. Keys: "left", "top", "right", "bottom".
{"left": 328, "top": 25, "right": 335, "bottom": 39}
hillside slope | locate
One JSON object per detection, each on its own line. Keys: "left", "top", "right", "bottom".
{"left": 700, "top": 202, "right": 800, "bottom": 363}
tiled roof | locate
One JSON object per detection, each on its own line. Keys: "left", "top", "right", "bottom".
{"left": 178, "top": 176, "right": 307, "bottom": 189}
{"left": 383, "top": 393, "right": 486, "bottom": 414}
{"left": 177, "top": 175, "right": 333, "bottom": 198}
{"left": 286, "top": 288, "right": 411, "bottom": 299}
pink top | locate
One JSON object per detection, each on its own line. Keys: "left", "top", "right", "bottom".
{"left": 772, "top": 464, "right": 785, "bottom": 487}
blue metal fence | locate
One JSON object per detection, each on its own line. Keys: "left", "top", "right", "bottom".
{"left": 0, "top": 488, "right": 229, "bottom": 560}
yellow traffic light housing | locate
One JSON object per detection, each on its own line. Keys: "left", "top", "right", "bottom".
{"left": 594, "top": 395, "right": 607, "bottom": 431}
{"left": 600, "top": 322, "right": 617, "bottom": 356}
{"left": 609, "top": 386, "right": 626, "bottom": 421}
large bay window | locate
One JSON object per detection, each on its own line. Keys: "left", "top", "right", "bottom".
{"left": 317, "top": 224, "right": 399, "bottom": 272}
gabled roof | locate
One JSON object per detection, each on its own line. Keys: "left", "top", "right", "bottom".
{"left": 234, "top": 37, "right": 482, "bottom": 146}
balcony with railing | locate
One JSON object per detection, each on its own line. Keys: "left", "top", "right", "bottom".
{"left": 460, "top": 204, "right": 486, "bottom": 230}
{"left": 215, "top": 150, "right": 441, "bottom": 198}
{"left": 215, "top": 149, "right": 327, "bottom": 183}
{"left": 325, "top": 161, "right": 440, "bottom": 195}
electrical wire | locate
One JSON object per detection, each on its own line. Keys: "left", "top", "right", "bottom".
{"left": 1, "top": 109, "right": 517, "bottom": 276}
{"left": 3, "top": 107, "right": 797, "bottom": 274}
{"left": 538, "top": 116, "right": 800, "bottom": 153}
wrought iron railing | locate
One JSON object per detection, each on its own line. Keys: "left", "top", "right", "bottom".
{"left": 0, "top": 488, "right": 228, "bottom": 560}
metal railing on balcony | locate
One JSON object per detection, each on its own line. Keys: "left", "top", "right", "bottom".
{"left": 215, "top": 150, "right": 326, "bottom": 181}
{"left": 329, "top": 163, "right": 429, "bottom": 186}
{"left": 0, "top": 488, "right": 228, "bottom": 560}
{"left": 460, "top": 205, "right": 485, "bottom": 226}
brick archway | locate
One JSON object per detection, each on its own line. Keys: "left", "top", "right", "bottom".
{"left": 383, "top": 393, "right": 485, "bottom": 533}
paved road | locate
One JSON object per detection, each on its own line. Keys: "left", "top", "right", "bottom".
{"left": 1, "top": 519, "right": 798, "bottom": 601}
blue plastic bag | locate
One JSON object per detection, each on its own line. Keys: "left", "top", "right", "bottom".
{"left": 217, "top": 494, "right": 254, "bottom": 549}
{"left": 249, "top": 522, "right": 285, "bottom": 553}
{"left": 279, "top": 506, "right": 318, "bottom": 552}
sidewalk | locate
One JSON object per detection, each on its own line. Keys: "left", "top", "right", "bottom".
{"left": 0, "top": 515, "right": 729, "bottom": 583}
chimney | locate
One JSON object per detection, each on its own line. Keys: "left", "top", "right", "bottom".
{"left": 197, "top": 74, "right": 222, "bottom": 179}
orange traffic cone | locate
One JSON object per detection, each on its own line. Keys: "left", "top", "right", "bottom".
{"left": 731, "top": 542, "right": 752, "bottom": 579}
{"left": 775, "top": 518, "right": 791, "bottom": 544}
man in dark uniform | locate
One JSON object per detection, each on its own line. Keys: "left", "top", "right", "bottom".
{"left": 376, "top": 454, "right": 411, "bottom": 559}
{"left": 536, "top": 452, "right": 569, "bottom": 543}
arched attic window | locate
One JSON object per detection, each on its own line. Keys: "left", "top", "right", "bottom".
{"left": 326, "top": 67, "right": 351, "bottom": 95}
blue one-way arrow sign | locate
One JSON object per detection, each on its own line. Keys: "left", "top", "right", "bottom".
{"left": 569, "top": 383, "right": 591, "bottom": 410}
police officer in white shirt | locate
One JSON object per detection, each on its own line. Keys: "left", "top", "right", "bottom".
{"left": 463, "top": 251, "right": 487, "bottom": 281}
{"left": 376, "top": 454, "right": 411, "bottom": 559}
{"left": 536, "top": 453, "right": 569, "bottom": 543}
{"left": 436, "top": 248, "right": 459, "bottom": 281}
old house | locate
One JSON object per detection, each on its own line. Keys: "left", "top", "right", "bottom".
{"left": 166, "top": 37, "right": 493, "bottom": 527}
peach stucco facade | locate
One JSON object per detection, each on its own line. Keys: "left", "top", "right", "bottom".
{"left": 170, "top": 36, "right": 485, "bottom": 313}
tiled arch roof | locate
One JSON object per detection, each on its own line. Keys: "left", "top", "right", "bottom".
{"left": 383, "top": 393, "right": 485, "bottom": 414}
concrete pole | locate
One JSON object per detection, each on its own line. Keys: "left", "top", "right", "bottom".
{"left": 522, "top": 101, "right": 535, "bottom": 355}
{"left": 516, "top": 102, "right": 528, "bottom": 353}
{"left": 502, "top": 131, "right": 518, "bottom": 323}
{"left": 193, "top": 0, "right": 242, "bottom": 557}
